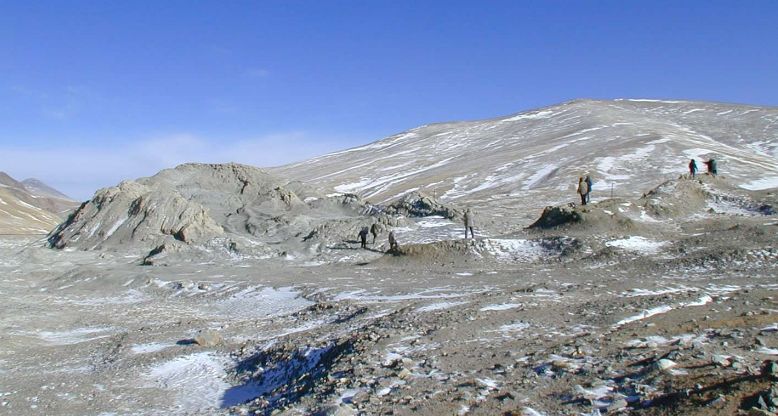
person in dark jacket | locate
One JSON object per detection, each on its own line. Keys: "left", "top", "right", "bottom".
{"left": 388, "top": 231, "right": 399, "bottom": 252}
{"left": 358, "top": 227, "right": 369, "bottom": 249}
{"left": 577, "top": 177, "right": 588, "bottom": 206}
{"left": 370, "top": 223, "right": 381, "bottom": 244}
{"left": 703, "top": 159, "right": 717, "bottom": 176}
{"left": 464, "top": 209, "right": 475, "bottom": 239}
{"left": 584, "top": 175, "right": 593, "bottom": 203}
{"left": 689, "top": 159, "right": 698, "bottom": 178}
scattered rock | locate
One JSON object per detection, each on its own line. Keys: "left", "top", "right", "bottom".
{"left": 655, "top": 359, "right": 678, "bottom": 371}
{"left": 608, "top": 398, "right": 628, "bottom": 412}
{"left": 194, "top": 330, "right": 223, "bottom": 347}
{"left": 713, "top": 354, "right": 732, "bottom": 367}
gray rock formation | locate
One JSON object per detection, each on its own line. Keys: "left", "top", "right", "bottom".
{"left": 48, "top": 179, "right": 224, "bottom": 250}
{"left": 46, "top": 163, "right": 374, "bottom": 260}
{"left": 383, "top": 191, "right": 460, "bottom": 219}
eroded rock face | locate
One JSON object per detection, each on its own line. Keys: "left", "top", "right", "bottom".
{"left": 47, "top": 179, "right": 224, "bottom": 250}
{"left": 46, "top": 163, "right": 371, "bottom": 257}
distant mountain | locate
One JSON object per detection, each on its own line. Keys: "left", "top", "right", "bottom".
{"left": 0, "top": 172, "right": 79, "bottom": 234}
{"left": 275, "top": 99, "right": 778, "bottom": 218}
{"left": 21, "top": 178, "right": 72, "bottom": 200}
{"left": 0, "top": 171, "right": 25, "bottom": 189}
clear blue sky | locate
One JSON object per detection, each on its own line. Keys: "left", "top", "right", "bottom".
{"left": 1, "top": 1, "right": 777, "bottom": 199}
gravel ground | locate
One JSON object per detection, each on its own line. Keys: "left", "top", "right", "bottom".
{"left": 1, "top": 183, "right": 777, "bottom": 416}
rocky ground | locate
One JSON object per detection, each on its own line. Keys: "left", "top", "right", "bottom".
{"left": 1, "top": 175, "right": 777, "bottom": 416}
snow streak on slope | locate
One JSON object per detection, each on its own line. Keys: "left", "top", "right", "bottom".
{"left": 275, "top": 100, "right": 778, "bottom": 212}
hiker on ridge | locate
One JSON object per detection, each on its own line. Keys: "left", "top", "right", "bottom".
{"left": 388, "top": 231, "right": 399, "bottom": 252}
{"left": 584, "top": 175, "right": 593, "bottom": 203}
{"left": 689, "top": 159, "right": 698, "bottom": 178}
{"left": 577, "top": 177, "right": 589, "bottom": 206}
{"left": 358, "top": 226, "right": 369, "bottom": 249}
{"left": 370, "top": 223, "right": 381, "bottom": 244}
{"left": 464, "top": 208, "right": 475, "bottom": 239}
{"left": 704, "top": 159, "right": 717, "bottom": 176}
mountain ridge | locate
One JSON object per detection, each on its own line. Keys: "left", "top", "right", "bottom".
{"left": 0, "top": 172, "right": 79, "bottom": 234}
{"left": 274, "top": 98, "right": 778, "bottom": 221}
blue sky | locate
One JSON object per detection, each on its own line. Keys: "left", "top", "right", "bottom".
{"left": 1, "top": 1, "right": 777, "bottom": 199}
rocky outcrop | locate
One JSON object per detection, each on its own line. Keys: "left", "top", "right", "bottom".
{"left": 527, "top": 202, "right": 637, "bottom": 233}
{"left": 528, "top": 205, "right": 583, "bottom": 229}
{"left": 47, "top": 180, "right": 224, "bottom": 250}
{"left": 384, "top": 192, "right": 459, "bottom": 219}
{"left": 46, "top": 163, "right": 373, "bottom": 258}
{"left": 640, "top": 176, "right": 776, "bottom": 219}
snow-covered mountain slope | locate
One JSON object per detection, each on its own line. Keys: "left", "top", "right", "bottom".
{"left": 0, "top": 172, "right": 79, "bottom": 234}
{"left": 275, "top": 99, "right": 778, "bottom": 214}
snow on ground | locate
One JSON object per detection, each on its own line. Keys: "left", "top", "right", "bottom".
{"left": 741, "top": 176, "right": 778, "bottom": 191}
{"left": 480, "top": 303, "right": 522, "bottom": 312}
{"left": 523, "top": 165, "right": 558, "bottom": 190}
{"left": 595, "top": 144, "right": 656, "bottom": 182}
{"left": 493, "top": 321, "right": 531, "bottom": 333}
{"left": 477, "top": 239, "right": 546, "bottom": 262}
{"left": 392, "top": 216, "right": 464, "bottom": 244}
{"left": 37, "top": 327, "right": 117, "bottom": 346}
{"left": 416, "top": 216, "right": 455, "bottom": 228}
{"left": 131, "top": 342, "right": 175, "bottom": 354}
{"left": 629, "top": 332, "right": 714, "bottom": 350}
{"left": 61, "top": 289, "right": 148, "bottom": 306}
{"left": 620, "top": 286, "right": 698, "bottom": 297}
{"left": 416, "top": 301, "right": 469, "bottom": 313}
{"left": 145, "top": 352, "right": 236, "bottom": 411}
{"left": 613, "top": 294, "right": 713, "bottom": 328}
{"left": 212, "top": 286, "right": 312, "bottom": 320}
{"left": 334, "top": 287, "right": 478, "bottom": 303}
{"left": 502, "top": 110, "right": 554, "bottom": 122}
{"left": 606, "top": 236, "right": 666, "bottom": 254}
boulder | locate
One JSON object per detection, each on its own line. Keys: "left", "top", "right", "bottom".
{"left": 194, "top": 330, "right": 223, "bottom": 347}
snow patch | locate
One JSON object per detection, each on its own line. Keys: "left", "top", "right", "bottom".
{"left": 606, "top": 236, "right": 666, "bottom": 254}
{"left": 741, "top": 176, "right": 778, "bottom": 191}
{"left": 131, "top": 342, "right": 175, "bottom": 354}
{"left": 478, "top": 239, "right": 546, "bottom": 262}
{"left": 416, "top": 301, "right": 468, "bottom": 312}
{"left": 38, "top": 326, "right": 116, "bottom": 345}
{"left": 480, "top": 303, "right": 521, "bottom": 312}
{"left": 145, "top": 352, "right": 233, "bottom": 411}
{"left": 502, "top": 110, "right": 554, "bottom": 122}
{"left": 212, "top": 286, "right": 312, "bottom": 320}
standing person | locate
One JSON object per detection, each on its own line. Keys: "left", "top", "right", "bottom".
{"left": 358, "top": 226, "right": 369, "bottom": 249}
{"left": 584, "top": 175, "right": 593, "bottom": 203}
{"left": 370, "top": 223, "right": 381, "bottom": 244}
{"left": 388, "top": 231, "right": 399, "bottom": 252}
{"left": 703, "top": 159, "right": 717, "bottom": 176}
{"left": 689, "top": 159, "right": 698, "bottom": 178}
{"left": 464, "top": 208, "right": 475, "bottom": 239}
{"left": 577, "top": 177, "right": 589, "bottom": 206}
